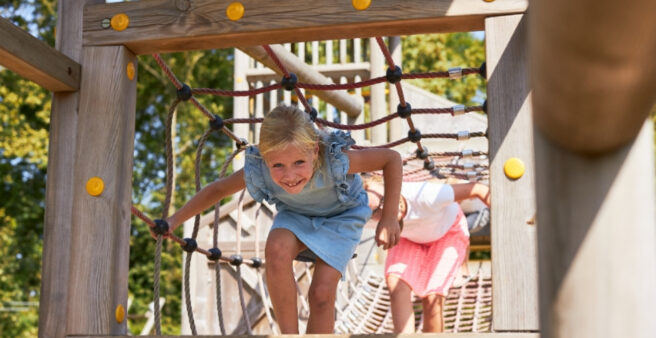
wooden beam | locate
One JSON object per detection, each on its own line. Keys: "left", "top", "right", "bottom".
{"left": 530, "top": 0, "right": 656, "bottom": 155}
{"left": 82, "top": 0, "right": 527, "bottom": 55}
{"left": 534, "top": 121, "right": 656, "bottom": 338}
{"left": 72, "top": 333, "right": 540, "bottom": 338}
{"left": 66, "top": 45, "right": 137, "bottom": 335}
{"left": 240, "top": 45, "right": 363, "bottom": 118}
{"left": 485, "top": 14, "right": 539, "bottom": 331}
{"left": 39, "top": 1, "right": 103, "bottom": 337}
{"left": 0, "top": 17, "right": 80, "bottom": 92}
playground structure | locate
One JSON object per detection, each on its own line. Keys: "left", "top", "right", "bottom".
{"left": 176, "top": 37, "right": 491, "bottom": 335}
{"left": 1, "top": 0, "right": 655, "bottom": 337}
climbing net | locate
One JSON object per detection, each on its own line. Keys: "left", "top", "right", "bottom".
{"left": 130, "top": 36, "right": 489, "bottom": 335}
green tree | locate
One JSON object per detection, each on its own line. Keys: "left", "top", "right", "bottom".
{"left": 1, "top": 1, "right": 236, "bottom": 335}
{"left": 128, "top": 50, "right": 234, "bottom": 335}
{"left": 0, "top": 1, "right": 56, "bottom": 336}
{"left": 402, "top": 33, "right": 486, "bottom": 105}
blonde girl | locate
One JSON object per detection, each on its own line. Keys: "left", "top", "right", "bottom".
{"left": 160, "top": 104, "right": 403, "bottom": 334}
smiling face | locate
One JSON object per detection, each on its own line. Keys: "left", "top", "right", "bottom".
{"left": 263, "top": 142, "right": 319, "bottom": 194}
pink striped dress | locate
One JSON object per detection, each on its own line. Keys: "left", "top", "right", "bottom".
{"left": 384, "top": 182, "right": 470, "bottom": 297}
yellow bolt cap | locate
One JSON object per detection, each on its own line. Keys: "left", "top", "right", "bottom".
{"left": 86, "top": 177, "right": 104, "bottom": 196}
{"left": 226, "top": 2, "right": 245, "bottom": 21}
{"left": 126, "top": 62, "right": 135, "bottom": 80}
{"left": 504, "top": 157, "right": 525, "bottom": 180}
{"left": 115, "top": 304, "right": 125, "bottom": 323}
{"left": 352, "top": 0, "right": 371, "bottom": 10}
{"left": 110, "top": 13, "right": 129, "bottom": 31}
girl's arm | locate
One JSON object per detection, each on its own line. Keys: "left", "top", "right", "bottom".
{"left": 163, "top": 169, "right": 246, "bottom": 235}
{"left": 452, "top": 182, "right": 491, "bottom": 206}
{"left": 347, "top": 148, "right": 403, "bottom": 249}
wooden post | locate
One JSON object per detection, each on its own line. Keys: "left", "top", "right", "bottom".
{"left": 64, "top": 45, "right": 137, "bottom": 335}
{"left": 369, "top": 37, "right": 387, "bottom": 144}
{"left": 534, "top": 120, "right": 656, "bottom": 338}
{"left": 39, "top": 1, "right": 103, "bottom": 337}
{"left": 388, "top": 36, "right": 404, "bottom": 142}
{"left": 485, "top": 14, "right": 539, "bottom": 331}
{"left": 233, "top": 49, "right": 250, "bottom": 169}
{"left": 530, "top": 0, "right": 656, "bottom": 155}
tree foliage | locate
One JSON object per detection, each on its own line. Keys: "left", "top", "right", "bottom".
{"left": 0, "top": 1, "right": 55, "bottom": 336}
{"left": 402, "top": 33, "right": 486, "bottom": 105}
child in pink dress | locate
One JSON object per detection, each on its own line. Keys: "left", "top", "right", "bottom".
{"left": 364, "top": 178, "right": 490, "bottom": 333}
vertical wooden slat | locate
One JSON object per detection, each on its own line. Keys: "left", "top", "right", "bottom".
{"left": 369, "top": 37, "right": 387, "bottom": 144}
{"left": 66, "top": 45, "right": 136, "bottom": 335}
{"left": 233, "top": 49, "right": 249, "bottom": 169}
{"left": 255, "top": 80, "right": 264, "bottom": 144}
{"left": 388, "top": 36, "right": 403, "bottom": 142}
{"left": 535, "top": 120, "right": 656, "bottom": 338}
{"left": 485, "top": 14, "right": 539, "bottom": 331}
{"left": 39, "top": 1, "right": 103, "bottom": 337}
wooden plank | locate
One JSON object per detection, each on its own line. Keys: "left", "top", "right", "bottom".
{"left": 485, "top": 14, "right": 539, "bottom": 330}
{"left": 71, "top": 333, "right": 540, "bottom": 338}
{"left": 82, "top": 0, "right": 527, "bottom": 55}
{"left": 531, "top": 0, "right": 656, "bottom": 155}
{"left": 0, "top": 17, "right": 80, "bottom": 92}
{"left": 38, "top": 1, "right": 103, "bottom": 337}
{"left": 534, "top": 121, "right": 656, "bottom": 338}
{"left": 66, "top": 45, "right": 137, "bottom": 335}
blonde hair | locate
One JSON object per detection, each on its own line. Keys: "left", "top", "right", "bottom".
{"left": 259, "top": 104, "right": 324, "bottom": 171}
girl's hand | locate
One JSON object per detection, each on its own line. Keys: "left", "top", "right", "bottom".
{"left": 375, "top": 216, "right": 401, "bottom": 250}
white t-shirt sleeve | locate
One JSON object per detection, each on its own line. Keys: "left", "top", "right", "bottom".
{"left": 401, "top": 182, "right": 460, "bottom": 243}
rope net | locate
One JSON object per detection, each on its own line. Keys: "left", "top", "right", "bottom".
{"left": 131, "top": 36, "right": 490, "bottom": 335}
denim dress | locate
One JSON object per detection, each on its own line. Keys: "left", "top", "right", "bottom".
{"left": 243, "top": 130, "right": 371, "bottom": 277}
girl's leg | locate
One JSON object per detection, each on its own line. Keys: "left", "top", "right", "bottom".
{"left": 386, "top": 274, "right": 415, "bottom": 333}
{"left": 306, "top": 259, "right": 341, "bottom": 333}
{"left": 265, "top": 228, "right": 306, "bottom": 334}
{"left": 421, "top": 293, "right": 445, "bottom": 332}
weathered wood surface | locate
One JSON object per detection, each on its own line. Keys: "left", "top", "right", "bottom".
{"left": 530, "top": 0, "right": 656, "bottom": 154}
{"left": 535, "top": 121, "right": 656, "bottom": 338}
{"left": 83, "top": 0, "right": 527, "bottom": 54}
{"left": 0, "top": 17, "right": 80, "bottom": 92}
{"left": 70, "top": 333, "right": 540, "bottom": 338}
{"left": 39, "top": 1, "right": 104, "bottom": 337}
{"left": 65, "top": 45, "right": 137, "bottom": 335}
{"left": 485, "top": 14, "right": 538, "bottom": 331}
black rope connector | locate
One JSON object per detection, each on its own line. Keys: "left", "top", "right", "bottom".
{"left": 177, "top": 83, "right": 193, "bottom": 101}
{"left": 416, "top": 146, "right": 429, "bottom": 159}
{"left": 209, "top": 114, "right": 224, "bottom": 130}
{"left": 152, "top": 219, "right": 169, "bottom": 236}
{"left": 408, "top": 129, "right": 422, "bottom": 143}
{"left": 482, "top": 99, "right": 488, "bottom": 114}
{"left": 386, "top": 65, "right": 403, "bottom": 84}
{"left": 479, "top": 62, "right": 487, "bottom": 79}
{"left": 208, "top": 247, "right": 222, "bottom": 261}
{"left": 424, "top": 159, "right": 435, "bottom": 171}
{"left": 397, "top": 102, "right": 412, "bottom": 118}
{"left": 182, "top": 238, "right": 198, "bottom": 253}
{"left": 229, "top": 254, "right": 243, "bottom": 266}
{"left": 251, "top": 257, "right": 263, "bottom": 268}
{"left": 308, "top": 107, "right": 318, "bottom": 122}
{"left": 281, "top": 73, "right": 298, "bottom": 91}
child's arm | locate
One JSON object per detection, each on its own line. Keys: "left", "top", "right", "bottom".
{"left": 347, "top": 148, "right": 403, "bottom": 249}
{"left": 160, "top": 169, "right": 246, "bottom": 236}
{"left": 452, "top": 182, "right": 491, "bottom": 206}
